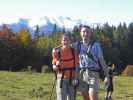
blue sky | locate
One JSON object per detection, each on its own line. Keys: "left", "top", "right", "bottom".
{"left": 0, "top": 0, "right": 133, "bottom": 25}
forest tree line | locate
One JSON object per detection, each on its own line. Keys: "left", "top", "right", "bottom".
{"left": 0, "top": 22, "right": 133, "bottom": 74}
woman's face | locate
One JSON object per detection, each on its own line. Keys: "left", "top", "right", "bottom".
{"left": 80, "top": 27, "right": 92, "bottom": 41}
{"left": 61, "top": 35, "right": 70, "bottom": 47}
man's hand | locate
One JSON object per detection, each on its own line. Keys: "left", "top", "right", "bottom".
{"left": 104, "top": 77, "right": 109, "bottom": 84}
{"left": 71, "top": 77, "right": 79, "bottom": 87}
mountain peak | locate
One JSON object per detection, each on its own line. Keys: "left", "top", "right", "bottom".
{"left": 0, "top": 16, "right": 92, "bottom": 37}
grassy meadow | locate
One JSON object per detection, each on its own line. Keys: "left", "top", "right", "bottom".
{"left": 0, "top": 71, "right": 132, "bottom": 100}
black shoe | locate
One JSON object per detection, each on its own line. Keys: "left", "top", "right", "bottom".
{"left": 104, "top": 96, "right": 108, "bottom": 100}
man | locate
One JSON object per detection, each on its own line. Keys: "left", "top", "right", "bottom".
{"left": 52, "top": 34, "right": 79, "bottom": 100}
{"left": 72, "top": 26, "right": 109, "bottom": 100}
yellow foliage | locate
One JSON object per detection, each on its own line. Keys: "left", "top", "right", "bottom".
{"left": 17, "top": 28, "right": 30, "bottom": 47}
{"left": 36, "top": 37, "right": 49, "bottom": 49}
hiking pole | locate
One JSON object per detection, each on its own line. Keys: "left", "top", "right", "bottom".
{"left": 49, "top": 72, "right": 57, "bottom": 100}
{"left": 73, "top": 85, "right": 76, "bottom": 100}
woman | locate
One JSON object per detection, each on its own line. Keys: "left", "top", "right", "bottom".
{"left": 52, "top": 34, "right": 79, "bottom": 100}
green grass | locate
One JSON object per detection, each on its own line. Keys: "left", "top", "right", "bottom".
{"left": 0, "top": 71, "right": 132, "bottom": 100}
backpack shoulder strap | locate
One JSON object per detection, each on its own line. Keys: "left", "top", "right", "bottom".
{"left": 86, "top": 40, "right": 96, "bottom": 63}
{"left": 77, "top": 41, "right": 82, "bottom": 53}
{"left": 88, "top": 40, "right": 95, "bottom": 53}
{"left": 70, "top": 47, "right": 75, "bottom": 66}
{"left": 55, "top": 46, "right": 62, "bottom": 63}
{"left": 55, "top": 45, "right": 62, "bottom": 61}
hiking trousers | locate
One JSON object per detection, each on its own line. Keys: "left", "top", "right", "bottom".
{"left": 56, "top": 74, "right": 76, "bottom": 100}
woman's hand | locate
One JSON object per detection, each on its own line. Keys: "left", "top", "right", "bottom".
{"left": 53, "top": 65, "right": 59, "bottom": 71}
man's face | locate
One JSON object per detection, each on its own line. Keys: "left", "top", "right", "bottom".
{"left": 80, "top": 27, "right": 92, "bottom": 41}
{"left": 61, "top": 35, "right": 70, "bottom": 46}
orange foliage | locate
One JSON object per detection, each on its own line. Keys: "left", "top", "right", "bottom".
{"left": 0, "top": 24, "right": 17, "bottom": 43}
{"left": 0, "top": 24, "right": 11, "bottom": 39}
{"left": 122, "top": 65, "right": 133, "bottom": 76}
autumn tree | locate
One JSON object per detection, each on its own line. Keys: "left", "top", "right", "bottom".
{"left": 16, "top": 28, "right": 31, "bottom": 47}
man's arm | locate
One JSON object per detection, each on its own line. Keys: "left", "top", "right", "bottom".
{"left": 99, "top": 57, "right": 108, "bottom": 76}
{"left": 94, "top": 42, "right": 109, "bottom": 82}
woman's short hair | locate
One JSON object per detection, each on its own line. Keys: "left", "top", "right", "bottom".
{"left": 61, "top": 33, "right": 71, "bottom": 41}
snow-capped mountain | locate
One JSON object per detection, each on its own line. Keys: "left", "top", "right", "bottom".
{"left": 0, "top": 16, "right": 93, "bottom": 37}
{"left": 29, "top": 16, "right": 86, "bottom": 33}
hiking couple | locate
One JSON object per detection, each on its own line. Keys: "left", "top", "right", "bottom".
{"left": 52, "top": 26, "right": 109, "bottom": 100}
